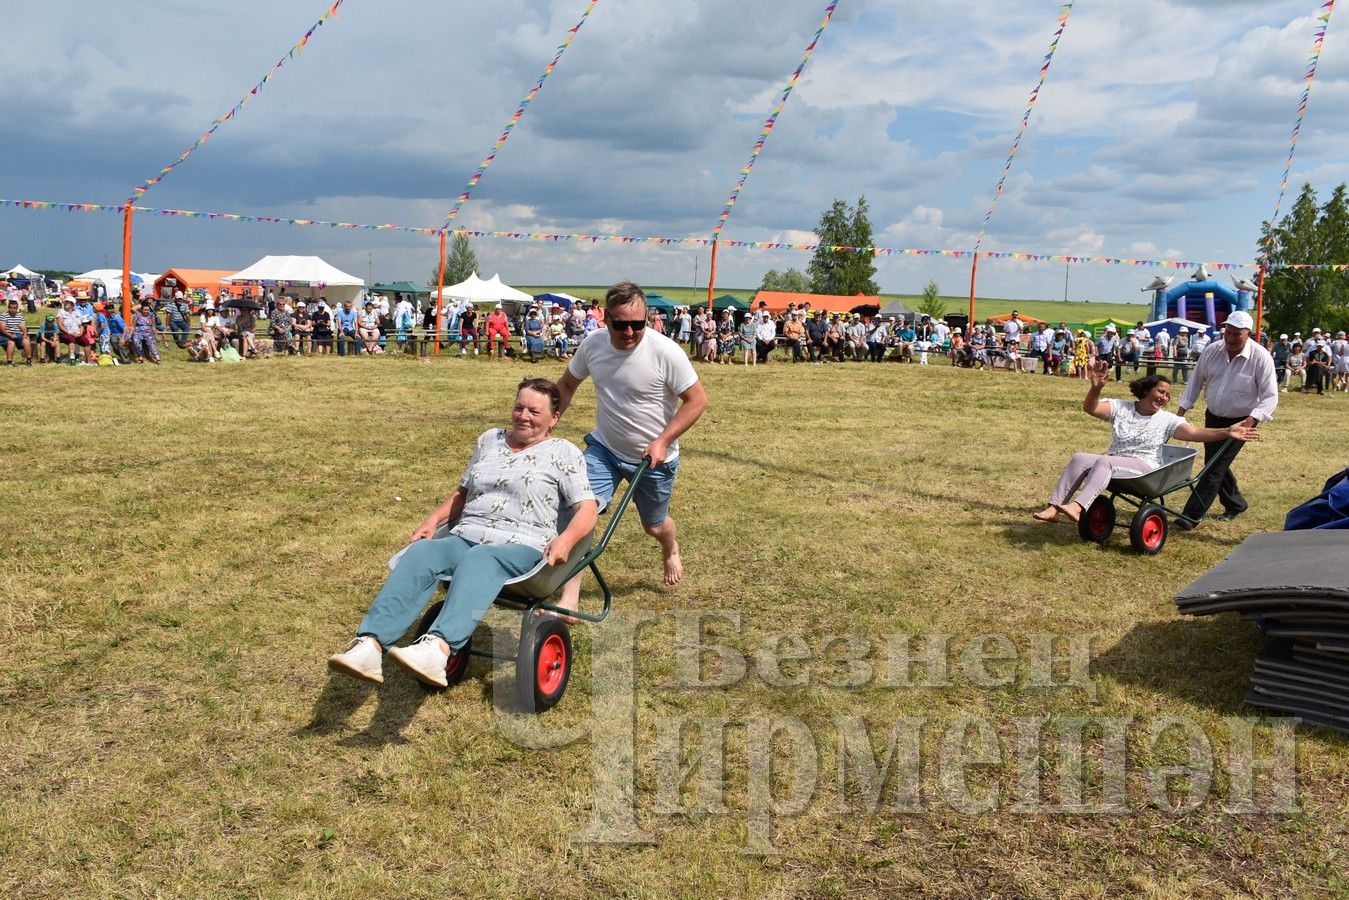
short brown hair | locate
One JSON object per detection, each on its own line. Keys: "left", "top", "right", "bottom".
{"left": 605, "top": 281, "right": 647, "bottom": 311}
{"left": 517, "top": 377, "right": 561, "bottom": 414}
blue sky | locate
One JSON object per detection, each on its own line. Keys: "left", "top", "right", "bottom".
{"left": 3, "top": 0, "right": 1347, "bottom": 303}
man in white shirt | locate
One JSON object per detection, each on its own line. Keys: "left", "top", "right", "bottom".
{"left": 556, "top": 282, "right": 708, "bottom": 610}
{"left": 1177, "top": 310, "right": 1278, "bottom": 526}
{"left": 755, "top": 308, "right": 778, "bottom": 363}
{"left": 1191, "top": 329, "right": 1210, "bottom": 357}
{"left": 1002, "top": 311, "right": 1023, "bottom": 358}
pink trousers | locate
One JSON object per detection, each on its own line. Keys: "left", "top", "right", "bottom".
{"left": 1049, "top": 453, "right": 1151, "bottom": 509}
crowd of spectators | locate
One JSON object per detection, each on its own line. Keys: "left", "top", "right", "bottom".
{"left": 4, "top": 280, "right": 1346, "bottom": 391}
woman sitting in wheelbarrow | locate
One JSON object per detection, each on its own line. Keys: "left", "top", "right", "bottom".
{"left": 328, "top": 377, "right": 597, "bottom": 687}
{"left": 1034, "top": 361, "right": 1258, "bottom": 524}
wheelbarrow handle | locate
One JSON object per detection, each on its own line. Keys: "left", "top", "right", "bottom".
{"left": 561, "top": 456, "right": 651, "bottom": 583}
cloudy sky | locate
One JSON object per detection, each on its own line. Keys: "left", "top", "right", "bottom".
{"left": 3, "top": 0, "right": 1347, "bottom": 303}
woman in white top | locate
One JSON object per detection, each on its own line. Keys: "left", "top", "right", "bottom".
{"left": 328, "top": 378, "right": 597, "bottom": 688}
{"left": 1034, "top": 360, "right": 1258, "bottom": 524}
{"left": 358, "top": 301, "right": 384, "bottom": 355}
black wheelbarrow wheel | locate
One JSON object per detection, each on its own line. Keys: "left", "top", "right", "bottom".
{"left": 516, "top": 613, "right": 571, "bottom": 714}
{"left": 1078, "top": 496, "right": 1116, "bottom": 543}
{"left": 1129, "top": 504, "right": 1168, "bottom": 555}
{"left": 413, "top": 600, "right": 472, "bottom": 693}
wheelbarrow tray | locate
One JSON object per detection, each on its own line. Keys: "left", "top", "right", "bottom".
{"left": 1106, "top": 444, "right": 1197, "bottom": 500}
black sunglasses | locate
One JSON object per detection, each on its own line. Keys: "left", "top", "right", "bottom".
{"left": 609, "top": 319, "right": 646, "bottom": 332}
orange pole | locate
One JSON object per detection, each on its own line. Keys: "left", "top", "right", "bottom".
{"left": 967, "top": 251, "right": 979, "bottom": 330}
{"left": 121, "top": 205, "right": 134, "bottom": 325}
{"left": 1255, "top": 264, "right": 1266, "bottom": 342}
{"left": 435, "top": 231, "right": 447, "bottom": 356}
{"left": 706, "top": 239, "right": 718, "bottom": 312}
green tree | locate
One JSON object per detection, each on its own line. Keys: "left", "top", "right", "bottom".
{"left": 808, "top": 196, "right": 879, "bottom": 295}
{"left": 1260, "top": 182, "right": 1349, "bottom": 335}
{"left": 758, "top": 267, "right": 810, "bottom": 293}
{"left": 431, "top": 233, "right": 480, "bottom": 290}
{"left": 917, "top": 279, "right": 945, "bottom": 319}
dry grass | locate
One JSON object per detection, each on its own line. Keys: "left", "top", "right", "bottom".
{"left": 1, "top": 348, "right": 1347, "bottom": 898}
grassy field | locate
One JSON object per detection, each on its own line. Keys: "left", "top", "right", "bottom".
{"left": 521, "top": 285, "right": 1150, "bottom": 324}
{"left": 2, "top": 347, "right": 1346, "bottom": 897}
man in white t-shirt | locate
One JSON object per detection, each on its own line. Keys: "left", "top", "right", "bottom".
{"left": 556, "top": 282, "right": 708, "bottom": 610}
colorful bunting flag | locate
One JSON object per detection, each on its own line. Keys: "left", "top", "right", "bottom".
{"left": 1267, "top": 0, "right": 1336, "bottom": 244}
{"left": 9, "top": 196, "right": 1348, "bottom": 270}
{"left": 442, "top": 0, "right": 599, "bottom": 226}
{"left": 973, "top": 1, "right": 1074, "bottom": 251}
{"left": 128, "top": 1, "right": 346, "bottom": 203}
{"left": 712, "top": 1, "right": 838, "bottom": 237}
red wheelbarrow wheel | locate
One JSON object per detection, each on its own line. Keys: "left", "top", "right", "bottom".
{"left": 1129, "top": 504, "right": 1168, "bottom": 555}
{"left": 516, "top": 614, "right": 572, "bottom": 714}
{"left": 413, "top": 600, "right": 472, "bottom": 693}
{"left": 1078, "top": 496, "right": 1116, "bottom": 543}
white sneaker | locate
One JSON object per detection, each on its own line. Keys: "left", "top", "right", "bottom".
{"left": 327, "top": 636, "right": 384, "bottom": 684}
{"left": 387, "top": 634, "right": 449, "bottom": 687}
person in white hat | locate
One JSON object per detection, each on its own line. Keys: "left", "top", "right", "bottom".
{"left": 1332, "top": 330, "right": 1349, "bottom": 392}
{"left": 1176, "top": 309, "right": 1278, "bottom": 527}
{"left": 1170, "top": 326, "right": 1191, "bottom": 383}
{"left": 1096, "top": 324, "right": 1121, "bottom": 380}
{"left": 1271, "top": 333, "right": 1292, "bottom": 388}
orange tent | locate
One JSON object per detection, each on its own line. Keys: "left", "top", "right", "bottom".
{"left": 153, "top": 268, "right": 258, "bottom": 299}
{"left": 752, "top": 290, "right": 880, "bottom": 315}
{"left": 986, "top": 312, "right": 1047, "bottom": 327}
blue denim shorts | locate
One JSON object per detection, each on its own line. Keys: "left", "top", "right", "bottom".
{"left": 583, "top": 434, "right": 680, "bottom": 528}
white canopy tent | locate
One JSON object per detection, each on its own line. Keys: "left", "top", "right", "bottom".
{"left": 485, "top": 274, "right": 532, "bottom": 304}
{"left": 224, "top": 255, "right": 364, "bottom": 305}
{"left": 3, "top": 264, "right": 40, "bottom": 279}
{"left": 436, "top": 272, "right": 499, "bottom": 303}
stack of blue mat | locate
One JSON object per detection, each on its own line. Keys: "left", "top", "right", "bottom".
{"left": 1174, "top": 530, "right": 1349, "bottom": 733}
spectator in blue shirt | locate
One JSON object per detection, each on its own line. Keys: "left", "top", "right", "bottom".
{"left": 335, "top": 300, "right": 360, "bottom": 356}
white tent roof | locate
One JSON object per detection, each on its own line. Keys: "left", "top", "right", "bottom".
{"left": 435, "top": 272, "right": 532, "bottom": 304}
{"left": 223, "top": 255, "right": 363, "bottom": 287}
{"left": 485, "top": 274, "right": 533, "bottom": 304}
{"left": 3, "top": 264, "right": 40, "bottom": 279}
{"left": 436, "top": 272, "right": 497, "bottom": 302}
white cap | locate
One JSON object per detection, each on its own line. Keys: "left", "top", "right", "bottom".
{"left": 1106, "top": 324, "right": 1116, "bottom": 333}
{"left": 494, "top": 303, "right": 503, "bottom": 309}
{"left": 1312, "top": 326, "right": 1322, "bottom": 333}
{"left": 1179, "top": 326, "right": 1189, "bottom": 333}
{"left": 954, "top": 327, "right": 962, "bottom": 333}
{"left": 1280, "top": 334, "right": 1288, "bottom": 340}
{"left": 1225, "top": 310, "right": 1254, "bottom": 331}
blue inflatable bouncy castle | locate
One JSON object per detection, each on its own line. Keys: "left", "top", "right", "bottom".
{"left": 1146, "top": 267, "right": 1255, "bottom": 329}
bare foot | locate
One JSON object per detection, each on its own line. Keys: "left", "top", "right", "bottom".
{"left": 1053, "top": 502, "right": 1083, "bottom": 524}
{"left": 663, "top": 544, "right": 683, "bottom": 586}
{"left": 1033, "top": 506, "right": 1059, "bottom": 523}
{"left": 535, "top": 599, "right": 578, "bottom": 625}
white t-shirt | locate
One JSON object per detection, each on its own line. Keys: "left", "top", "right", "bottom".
{"left": 567, "top": 329, "right": 699, "bottom": 464}
{"left": 1106, "top": 399, "right": 1185, "bottom": 470}
{"left": 1003, "top": 318, "right": 1022, "bottom": 342}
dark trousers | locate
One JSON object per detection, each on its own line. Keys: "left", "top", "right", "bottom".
{"left": 1306, "top": 364, "right": 1326, "bottom": 393}
{"left": 755, "top": 338, "right": 775, "bottom": 363}
{"left": 1182, "top": 411, "right": 1249, "bottom": 520}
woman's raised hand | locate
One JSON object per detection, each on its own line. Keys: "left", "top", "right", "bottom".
{"left": 1087, "top": 359, "right": 1109, "bottom": 389}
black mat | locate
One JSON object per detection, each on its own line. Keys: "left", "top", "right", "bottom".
{"left": 1174, "top": 533, "right": 1349, "bottom": 735}
{"left": 1174, "top": 531, "right": 1349, "bottom": 604}
{"left": 1245, "top": 688, "right": 1349, "bottom": 732}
